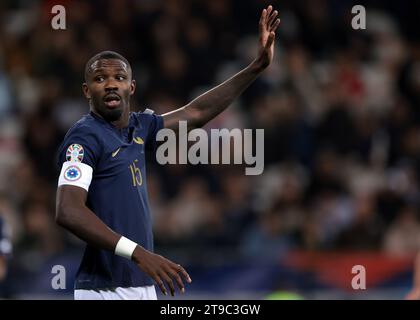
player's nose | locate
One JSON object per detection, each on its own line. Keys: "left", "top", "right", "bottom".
{"left": 104, "top": 80, "right": 118, "bottom": 92}
{"left": 102, "top": 75, "right": 119, "bottom": 89}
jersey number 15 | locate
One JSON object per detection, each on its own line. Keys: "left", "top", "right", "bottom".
{"left": 129, "top": 159, "right": 143, "bottom": 187}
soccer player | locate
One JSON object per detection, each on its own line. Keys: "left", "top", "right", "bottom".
{"left": 55, "top": 5, "right": 280, "bottom": 300}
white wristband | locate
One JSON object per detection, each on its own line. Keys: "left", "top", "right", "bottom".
{"left": 114, "top": 236, "right": 138, "bottom": 260}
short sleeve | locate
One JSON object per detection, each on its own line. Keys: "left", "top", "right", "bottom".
{"left": 144, "top": 112, "right": 164, "bottom": 152}
{"left": 57, "top": 125, "right": 101, "bottom": 169}
{"left": 56, "top": 125, "right": 102, "bottom": 191}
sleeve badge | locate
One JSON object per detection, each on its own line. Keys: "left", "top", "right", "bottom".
{"left": 64, "top": 165, "right": 82, "bottom": 181}
{"left": 66, "top": 144, "right": 84, "bottom": 162}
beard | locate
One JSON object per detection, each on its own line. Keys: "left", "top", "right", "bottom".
{"left": 90, "top": 97, "right": 124, "bottom": 122}
{"left": 101, "top": 107, "right": 123, "bottom": 122}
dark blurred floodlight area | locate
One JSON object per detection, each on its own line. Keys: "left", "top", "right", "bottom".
{"left": 0, "top": 0, "right": 419, "bottom": 299}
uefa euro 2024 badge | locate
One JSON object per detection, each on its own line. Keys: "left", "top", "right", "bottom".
{"left": 64, "top": 144, "right": 84, "bottom": 182}
{"left": 66, "top": 144, "right": 84, "bottom": 162}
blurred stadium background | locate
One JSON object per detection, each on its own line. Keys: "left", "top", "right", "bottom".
{"left": 0, "top": 0, "right": 420, "bottom": 299}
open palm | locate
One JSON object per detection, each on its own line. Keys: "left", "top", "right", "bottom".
{"left": 257, "top": 5, "right": 280, "bottom": 68}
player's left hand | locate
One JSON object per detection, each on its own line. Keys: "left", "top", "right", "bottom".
{"left": 255, "top": 5, "right": 280, "bottom": 69}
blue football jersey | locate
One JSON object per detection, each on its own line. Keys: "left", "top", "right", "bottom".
{"left": 57, "top": 110, "right": 163, "bottom": 289}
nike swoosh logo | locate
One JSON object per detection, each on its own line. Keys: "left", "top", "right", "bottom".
{"left": 112, "top": 148, "right": 121, "bottom": 157}
{"left": 134, "top": 137, "right": 144, "bottom": 145}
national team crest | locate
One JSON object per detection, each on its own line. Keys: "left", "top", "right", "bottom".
{"left": 66, "top": 144, "right": 84, "bottom": 162}
{"left": 64, "top": 165, "right": 82, "bottom": 181}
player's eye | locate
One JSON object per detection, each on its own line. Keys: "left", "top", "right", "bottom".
{"left": 116, "top": 75, "right": 126, "bottom": 81}
{"left": 95, "top": 76, "right": 105, "bottom": 83}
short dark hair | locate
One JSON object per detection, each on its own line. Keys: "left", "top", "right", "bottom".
{"left": 84, "top": 51, "right": 131, "bottom": 82}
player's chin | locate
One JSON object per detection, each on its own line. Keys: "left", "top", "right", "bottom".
{"left": 102, "top": 107, "right": 123, "bottom": 122}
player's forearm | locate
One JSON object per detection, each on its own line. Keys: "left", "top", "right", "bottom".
{"left": 183, "top": 60, "right": 266, "bottom": 128}
{"left": 56, "top": 204, "right": 121, "bottom": 252}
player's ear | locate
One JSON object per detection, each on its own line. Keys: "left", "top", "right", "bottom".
{"left": 82, "top": 83, "right": 91, "bottom": 99}
{"left": 130, "top": 80, "right": 136, "bottom": 96}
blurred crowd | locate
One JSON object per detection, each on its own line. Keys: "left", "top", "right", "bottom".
{"left": 0, "top": 0, "right": 420, "bottom": 288}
